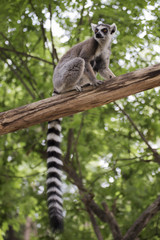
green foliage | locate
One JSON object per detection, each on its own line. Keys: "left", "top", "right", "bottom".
{"left": 0, "top": 0, "right": 160, "bottom": 239}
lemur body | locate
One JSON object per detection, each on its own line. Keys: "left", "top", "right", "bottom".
{"left": 46, "top": 23, "right": 117, "bottom": 232}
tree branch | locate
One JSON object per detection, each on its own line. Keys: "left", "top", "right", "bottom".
{"left": 0, "top": 53, "right": 36, "bottom": 99}
{"left": 0, "top": 64, "right": 160, "bottom": 135}
{"left": 64, "top": 128, "right": 74, "bottom": 163}
{"left": 62, "top": 124, "right": 160, "bottom": 240}
{"left": 64, "top": 154, "right": 122, "bottom": 239}
{"left": 0, "top": 47, "right": 53, "bottom": 65}
{"left": 102, "top": 202, "right": 122, "bottom": 240}
{"left": 28, "top": 0, "right": 48, "bottom": 52}
{"left": 123, "top": 196, "right": 160, "bottom": 240}
{"left": 76, "top": 0, "right": 86, "bottom": 42}
{"left": 0, "top": 49, "right": 40, "bottom": 98}
{"left": 73, "top": 113, "right": 85, "bottom": 178}
{"left": 82, "top": 194, "right": 122, "bottom": 240}
{"left": 87, "top": 208, "right": 104, "bottom": 240}
{"left": 63, "top": 130, "right": 122, "bottom": 239}
{"left": 48, "top": 4, "right": 59, "bottom": 65}
{"left": 63, "top": 161, "right": 86, "bottom": 192}
{"left": 0, "top": 32, "right": 38, "bottom": 87}
{"left": 115, "top": 102, "right": 160, "bottom": 164}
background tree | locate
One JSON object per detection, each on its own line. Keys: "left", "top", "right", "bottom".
{"left": 0, "top": 0, "right": 160, "bottom": 239}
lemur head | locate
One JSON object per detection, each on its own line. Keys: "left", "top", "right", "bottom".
{"left": 91, "top": 23, "right": 117, "bottom": 42}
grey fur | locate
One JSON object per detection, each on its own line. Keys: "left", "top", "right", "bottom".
{"left": 53, "top": 23, "right": 117, "bottom": 93}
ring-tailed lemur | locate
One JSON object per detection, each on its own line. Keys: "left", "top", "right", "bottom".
{"left": 46, "top": 22, "right": 117, "bottom": 232}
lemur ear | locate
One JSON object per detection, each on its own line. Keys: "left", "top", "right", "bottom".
{"left": 91, "top": 23, "right": 97, "bottom": 32}
{"left": 110, "top": 23, "right": 117, "bottom": 34}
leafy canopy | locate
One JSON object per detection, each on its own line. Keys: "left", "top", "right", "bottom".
{"left": 0, "top": 0, "right": 160, "bottom": 239}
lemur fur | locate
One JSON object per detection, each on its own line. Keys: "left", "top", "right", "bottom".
{"left": 46, "top": 22, "right": 117, "bottom": 232}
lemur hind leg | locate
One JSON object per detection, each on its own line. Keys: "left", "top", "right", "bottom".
{"left": 53, "top": 57, "right": 85, "bottom": 92}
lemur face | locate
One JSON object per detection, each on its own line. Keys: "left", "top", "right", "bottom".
{"left": 91, "top": 23, "right": 117, "bottom": 40}
{"left": 95, "top": 25, "right": 109, "bottom": 39}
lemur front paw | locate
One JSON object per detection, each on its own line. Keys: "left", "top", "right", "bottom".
{"left": 75, "top": 85, "right": 82, "bottom": 92}
{"left": 93, "top": 80, "right": 103, "bottom": 86}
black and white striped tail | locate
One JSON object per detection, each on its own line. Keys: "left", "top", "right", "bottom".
{"left": 47, "top": 119, "right": 63, "bottom": 232}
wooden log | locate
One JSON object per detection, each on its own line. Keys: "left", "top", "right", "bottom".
{"left": 0, "top": 64, "right": 160, "bottom": 136}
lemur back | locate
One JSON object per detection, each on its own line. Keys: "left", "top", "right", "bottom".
{"left": 46, "top": 22, "right": 117, "bottom": 232}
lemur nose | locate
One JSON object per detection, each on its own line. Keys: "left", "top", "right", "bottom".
{"left": 96, "top": 32, "right": 103, "bottom": 38}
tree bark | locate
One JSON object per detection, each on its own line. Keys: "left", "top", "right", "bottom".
{"left": 5, "top": 226, "right": 20, "bottom": 240}
{"left": 87, "top": 208, "right": 104, "bottom": 240}
{"left": 84, "top": 196, "right": 122, "bottom": 240}
{"left": 123, "top": 195, "right": 160, "bottom": 240}
{"left": 0, "top": 64, "right": 160, "bottom": 135}
{"left": 102, "top": 202, "right": 123, "bottom": 240}
{"left": 24, "top": 217, "right": 32, "bottom": 240}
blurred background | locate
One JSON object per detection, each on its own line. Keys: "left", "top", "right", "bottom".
{"left": 0, "top": 0, "right": 160, "bottom": 239}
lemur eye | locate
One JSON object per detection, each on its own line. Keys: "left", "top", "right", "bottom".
{"left": 95, "top": 29, "right": 98, "bottom": 33}
{"left": 102, "top": 28, "right": 108, "bottom": 33}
